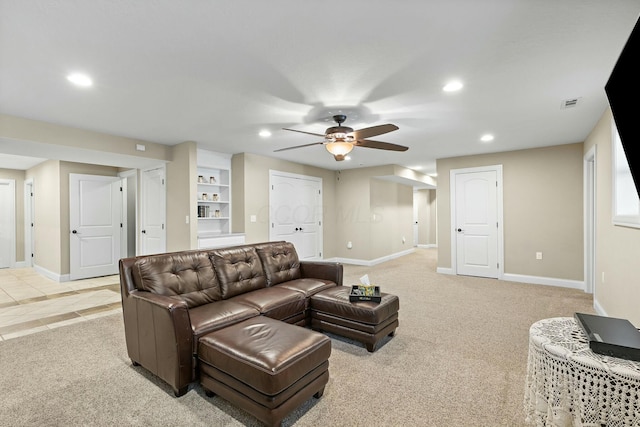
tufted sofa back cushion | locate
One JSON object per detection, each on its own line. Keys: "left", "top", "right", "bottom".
{"left": 255, "top": 241, "right": 301, "bottom": 286}
{"left": 132, "top": 252, "right": 221, "bottom": 308}
{"left": 210, "top": 246, "right": 267, "bottom": 299}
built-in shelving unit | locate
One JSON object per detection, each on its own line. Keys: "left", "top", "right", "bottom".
{"left": 196, "top": 149, "right": 244, "bottom": 249}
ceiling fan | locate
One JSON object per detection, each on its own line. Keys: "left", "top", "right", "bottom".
{"left": 276, "top": 115, "right": 408, "bottom": 161}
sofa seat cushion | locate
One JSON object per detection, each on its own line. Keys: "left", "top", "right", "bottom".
{"left": 189, "top": 300, "right": 260, "bottom": 345}
{"left": 229, "top": 287, "right": 306, "bottom": 321}
{"left": 275, "top": 278, "right": 337, "bottom": 298}
{"left": 198, "top": 316, "right": 331, "bottom": 396}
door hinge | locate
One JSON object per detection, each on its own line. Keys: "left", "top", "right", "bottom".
{"left": 120, "top": 187, "right": 123, "bottom": 192}
{"left": 162, "top": 179, "right": 165, "bottom": 185}
{"left": 319, "top": 252, "right": 322, "bottom": 257}
{"left": 272, "top": 185, "right": 274, "bottom": 190}
{"left": 162, "top": 224, "right": 165, "bottom": 230}
{"left": 271, "top": 223, "right": 274, "bottom": 228}
{"left": 319, "top": 221, "right": 321, "bottom": 226}
{"left": 120, "top": 223, "right": 123, "bottom": 228}
{"left": 497, "top": 263, "right": 499, "bottom": 268}
{"left": 496, "top": 222, "right": 498, "bottom": 228}
{"left": 318, "top": 189, "right": 321, "bottom": 195}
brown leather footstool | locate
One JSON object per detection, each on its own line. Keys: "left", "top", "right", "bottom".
{"left": 310, "top": 286, "right": 399, "bottom": 352}
{"left": 198, "top": 316, "right": 331, "bottom": 427}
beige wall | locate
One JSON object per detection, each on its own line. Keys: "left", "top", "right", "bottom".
{"left": 25, "top": 161, "right": 61, "bottom": 274}
{"left": 370, "top": 179, "right": 413, "bottom": 259}
{"left": 584, "top": 109, "right": 640, "bottom": 326}
{"left": 231, "top": 153, "right": 338, "bottom": 257}
{"left": 166, "top": 141, "right": 198, "bottom": 251}
{"left": 334, "top": 167, "right": 415, "bottom": 260}
{"left": 0, "top": 168, "right": 26, "bottom": 262}
{"left": 437, "top": 143, "right": 584, "bottom": 280}
{"left": 0, "top": 114, "right": 169, "bottom": 163}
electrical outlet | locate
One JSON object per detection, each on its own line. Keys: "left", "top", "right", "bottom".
{"left": 536, "top": 252, "right": 543, "bottom": 260}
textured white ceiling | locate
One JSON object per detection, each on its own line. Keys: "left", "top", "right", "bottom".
{"left": 1, "top": 0, "right": 639, "bottom": 173}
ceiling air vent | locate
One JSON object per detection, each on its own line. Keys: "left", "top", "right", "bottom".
{"left": 560, "top": 97, "right": 582, "bottom": 109}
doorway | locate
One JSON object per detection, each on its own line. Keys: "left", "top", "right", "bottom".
{"left": 24, "top": 179, "right": 34, "bottom": 266}
{"left": 450, "top": 165, "right": 504, "bottom": 278}
{"left": 0, "top": 179, "right": 16, "bottom": 268}
{"left": 269, "top": 170, "right": 323, "bottom": 260}
{"left": 69, "top": 173, "right": 123, "bottom": 280}
{"left": 140, "top": 165, "right": 166, "bottom": 255}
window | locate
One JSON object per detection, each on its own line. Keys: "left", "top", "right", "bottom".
{"left": 612, "top": 118, "right": 640, "bottom": 227}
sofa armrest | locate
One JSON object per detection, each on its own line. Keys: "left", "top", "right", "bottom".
{"left": 122, "top": 290, "right": 194, "bottom": 396}
{"left": 299, "top": 261, "right": 343, "bottom": 286}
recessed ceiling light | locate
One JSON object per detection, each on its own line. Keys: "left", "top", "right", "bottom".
{"left": 480, "top": 134, "right": 494, "bottom": 142}
{"left": 66, "top": 73, "right": 93, "bottom": 87}
{"left": 259, "top": 130, "right": 272, "bottom": 138}
{"left": 443, "top": 80, "right": 463, "bottom": 92}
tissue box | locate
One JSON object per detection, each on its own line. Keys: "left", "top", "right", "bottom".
{"left": 349, "top": 285, "right": 382, "bottom": 303}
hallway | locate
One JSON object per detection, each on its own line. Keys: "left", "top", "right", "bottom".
{"left": 0, "top": 268, "right": 121, "bottom": 341}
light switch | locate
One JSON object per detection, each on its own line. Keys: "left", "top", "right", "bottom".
{"left": 250, "top": 215, "right": 257, "bottom": 223}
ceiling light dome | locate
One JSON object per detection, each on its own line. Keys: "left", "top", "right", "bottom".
{"left": 325, "top": 142, "right": 354, "bottom": 161}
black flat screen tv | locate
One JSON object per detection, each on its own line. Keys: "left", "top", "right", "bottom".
{"left": 605, "top": 16, "right": 640, "bottom": 197}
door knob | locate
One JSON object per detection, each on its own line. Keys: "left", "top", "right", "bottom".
{"left": 457, "top": 228, "right": 463, "bottom": 232}
{"left": 72, "top": 230, "right": 78, "bottom": 234}
{"left": 141, "top": 230, "right": 146, "bottom": 234}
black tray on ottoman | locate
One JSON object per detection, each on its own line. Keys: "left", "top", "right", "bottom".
{"left": 349, "top": 285, "right": 382, "bottom": 303}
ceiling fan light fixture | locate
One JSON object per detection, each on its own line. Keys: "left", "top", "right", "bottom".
{"left": 325, "top": 141, "right": 354, "bottom": 160}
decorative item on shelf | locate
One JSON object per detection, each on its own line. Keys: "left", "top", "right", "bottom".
{"left": 202, "top": 193, "right": 208, "bottom": 201}
{"left": 215, "top": 209, "right": 221, "bottom": 218}
{"left": 198, "top": 175, "right": 205, "bottom": 183}
{"left": 209, "top": 176, "right": 216, "bottom": 184}
{"left": 212, "top": 193, "right": 219, "bottom": 201}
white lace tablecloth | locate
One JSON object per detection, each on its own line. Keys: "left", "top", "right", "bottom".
{"left": 524, "top": 317, "right": 640, "bottom": 427}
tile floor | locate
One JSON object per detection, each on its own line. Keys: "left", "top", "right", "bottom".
{"left": 0, "top": 267, "right": 121, "bottom": 341}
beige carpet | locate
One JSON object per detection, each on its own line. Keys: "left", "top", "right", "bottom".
{"left": 0, "top": 248, "right": 593, "bottom": 426}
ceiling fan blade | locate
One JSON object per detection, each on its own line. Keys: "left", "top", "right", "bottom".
{"left": 282, "top": 128, "right": 326, "bottom": 138}
{"left": 355, "top": 139, "right": 409, "bottom": 152}
{"left": 352, "top": 124, "right": 399, "bottom": 140}
{"left": 274, "top": 141, "right": 325, "bottom": 152}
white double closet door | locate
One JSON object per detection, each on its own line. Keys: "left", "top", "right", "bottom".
{"left": 269, "top": 171, "right": 323, "bottom": 260}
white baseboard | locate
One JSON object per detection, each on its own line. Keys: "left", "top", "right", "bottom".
{"left": 34, "top": 264, "right": 70, "bottom": 282}
{"left": 436, "top": 267, "right": 454, "bottom": 275}
{"left": 417, "top": 244, "right": 437, "bottom": 249}
{"left": 593, "top": 298, "right": 608, "bottom": 316}
{"left": 502, "top": 273, "right": 584, "bottom": 290}
{"left": 337, "top": 248, "right": 415, "bottom": 267}
{"left": 12, "top": 261, "right": 29, "bottom": 268}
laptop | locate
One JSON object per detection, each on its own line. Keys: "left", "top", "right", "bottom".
{"left": 574, "top": 312, "right": 640, "bottom": 362}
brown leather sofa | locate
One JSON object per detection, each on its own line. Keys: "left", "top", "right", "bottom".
{"left": 119, "top": 241, "right": 343, "bottom": 397}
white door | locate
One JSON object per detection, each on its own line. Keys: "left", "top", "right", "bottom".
{"left": 24, "top": 180, "right": 34, "bottom": 266}
{"left": 0, "top": 179, "right": 16, "bottom": 268}
{"left": 140, "top": 166, "right": 166, "bottom": 255}
{"left": 269, "top": 171, "right": 322, "bottom": 260}
{"left": 453, "top": 168, "right": 501, "bottom": 278}
{"left": 69, "top": 174, "right": 122, "bottom": 280}
{"left": 413, "top": 191, "right": 419, "bottom": 246}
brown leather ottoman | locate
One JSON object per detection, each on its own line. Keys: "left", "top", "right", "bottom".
{"left": 310, "top": 286, "right": 399, "bottom": 352}
{"left": 198, "top": 316, "right": 330, "bottom": 427}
